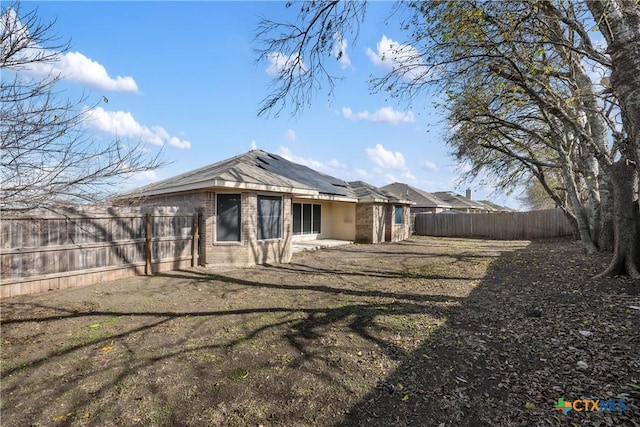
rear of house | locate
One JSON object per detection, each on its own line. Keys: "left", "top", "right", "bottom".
{"left": 121, "top": 150, "right": 412, "bottom": 268}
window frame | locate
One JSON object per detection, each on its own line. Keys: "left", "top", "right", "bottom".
{"left": 394, "top": 205, "right": 404, "bottom": 225}
{"left": 292, "top": 202, "right": 302, "bottom": 235}
{"left": 257, "top": 194, "right": 283, "bottom": 241}
{"left": 215, "top": 193, "right": 242, "bottom": 243}
{"left": 312, "top": 204, "right": 321, "bottom": 234}
{"left": 292, "top": 202, "right": 321, "bottom": 236}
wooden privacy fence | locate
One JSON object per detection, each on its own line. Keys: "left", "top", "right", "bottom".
{"left": 1, "top": 207, "right": 200, "bottom": 298}
{"left": 414, "top": 209, "right": 574, "bottom": 240}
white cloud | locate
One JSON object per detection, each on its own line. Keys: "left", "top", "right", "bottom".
{"left": 24, "top": 50, "right": 138, "bottom": 92}
{"left": 58, "top": 51, "right": 138, "bottom": 92}
{"left": 84, "top": 107, "right": 191, "bottom": 149}
{"left": 419, "top": 160, "right": 439, "bottom": 171}
{"left": 271, "top": 146, "right": 414, "bottom": 188}
{"left": 365, "top": 144, "right": 406, "bottom": 170}
{"left": 265, "top": 52, "right": 307, "bottom": 77}
{"left": 384, "top": 173, "right": 398, "bottom": 183}
{"left": 130, "top": 170, "right": 159, "bottom": 182}
{"left": 332, "top": 33, "right": 352, "bottom": 69}
{"left": 354, "top": 169, "right": 373, "bottom": 180}
{"left": 342, "top": 106, "right": 415, "bottom": 125}
{"left": 402, "top": 170, "right": 416, "bottom": 181}
{"left": 366, "top": 35, "right": 426, "bottom": 81}
{"left": 2, "top": 9, "right": 138, "bottom": 92}
{"left": 250, "top": 139, "right": 258, "bottom": 150}
{"left": 327, "top": 158, "right": 347, "bottom": 169}
{"left": 284, "top": 129, "right": 297, "bottom": 143}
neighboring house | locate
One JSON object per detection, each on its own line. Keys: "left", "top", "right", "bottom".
{"left": 380, "top": 182, "right": 452, "bottom": 214}
{"left": 349, "top": 181, "right": 412, "bottom": 244}
{"left": 477, "top": 200, "right": 518, "bottom": 212}
{"left": 432, "top": 191, "right": 490, "bottom": 213}
{"left": 381, "top": 183, "right": 516, "bottom": 215}
{"left": 119, "top": 150, "right": 412, "bottom": 267}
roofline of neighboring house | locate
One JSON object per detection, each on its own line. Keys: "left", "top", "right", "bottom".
{"left": 379, "top": 182, "right": 450, "bottom": 208}
{"left": 432, "top": 191, "right": 488, "bottom": 210}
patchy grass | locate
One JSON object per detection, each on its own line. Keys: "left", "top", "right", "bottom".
{"left": 1, "top": 236, "right": 638, "bottom": 426}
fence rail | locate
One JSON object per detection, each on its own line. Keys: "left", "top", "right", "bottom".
{"left": 1, "top": 207, "right": 200, "bottom": 298}
{"left": 414, "top": 209, "right": 574, "bottom": 240}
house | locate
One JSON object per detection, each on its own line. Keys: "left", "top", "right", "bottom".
{"left": 476, "top": 200, "right": 518, "bottom": 212}
{"left": 432, "top": 191, "right": 490, "bottom": 213}
{"left": 349, "top": 181, "right": 412, "bottom": 243}
{"left": 120, "top": 150, "right": 412, "bottom": 267}
{"left": 380, "top": 182, "right": 452, "bottom": 214}
{"left": 381, "top": 183, "right": 516, "bottom": 215}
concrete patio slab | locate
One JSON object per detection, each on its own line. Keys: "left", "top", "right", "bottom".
{"left": 291, "top": 239, "right": 353, "bottom": 253}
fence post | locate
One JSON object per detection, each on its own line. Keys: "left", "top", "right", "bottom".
{"left": 191, "top": 212, "right": 199, "bottom": 267}
{"left": 145, "top": 213, "right": 153, "bottom": 275}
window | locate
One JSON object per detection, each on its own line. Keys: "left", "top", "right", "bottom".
{"left": 216, "top": 194, "right": 241, "bottom": 242}
{"left": 292, "top": 203, "right": 321, "bottom": 235}
{"left": 257, "top": 195, "right": 282, "bottom": 240}
{"left": 394, "top": 205, "right": 404, "bottom": 225}
{"left": 302, "top": 204, "right": 312, "bottom": 233}
{"left": 293, "top": 203, "right": 302, "bottom": 234}
{"left": 312, "top": 204, "right": 321, "bottom": 233}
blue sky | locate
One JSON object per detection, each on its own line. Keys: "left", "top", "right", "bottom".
{"left": 17, "top": 1, "right": 522, "bottom": 208}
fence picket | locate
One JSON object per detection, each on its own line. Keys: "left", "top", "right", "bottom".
{"left": 0, "top": 207, "right": 198, "bottom": 297}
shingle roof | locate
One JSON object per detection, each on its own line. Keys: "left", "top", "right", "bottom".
{"left": 380, "top": 183, "right": 452, "bottom": 208}
{"left": 122, "top": 150, "right": 319, "bottom": 198}
{"left": 432, "top": 191, "right": 488, "bottom": 210}
{"left": 122, "top": 150, "right": 405, "bottom": 203}
{"left": 257, "top": 151, "right": 353, "bottom": 197}
{"left": 477, "top": 200, "right": 517, "bottom": 212}
{"left": 348, "top": 181, "right": 412, "bottom": 204}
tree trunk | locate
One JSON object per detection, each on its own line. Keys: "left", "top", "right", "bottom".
{"left": 560, "top": 149, "right": 598, "bottom": 253}
{"left": 586, "top": 1, "right": 640, "bottom": 159}
{"left": 597, "top": 171, "right": 616, "bottom": 252}
{"left": 595, "top": 160, "right": 640, "bottom": 278}
{"left": 586, "top": 0, "right": 640, "bottom": 275}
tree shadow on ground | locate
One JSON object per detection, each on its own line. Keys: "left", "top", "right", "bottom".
{"left": 336, "top": 241, "right": 639, "bottom": 426}
{"left": 1, "top": 237, "right": 473, "bottom": 426}
{"left": 0, "top": 238, "right": 637, "bottom": 426}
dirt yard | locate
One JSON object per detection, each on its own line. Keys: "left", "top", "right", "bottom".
{"left": 1, "top": 236, "right": 638, "bottom": 426}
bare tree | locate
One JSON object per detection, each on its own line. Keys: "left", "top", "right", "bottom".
{"left": 255, "top": 0, "right": 367, "bottom": 117}
{"left": 1, "top": 2, "right": 162, "bottom": 212}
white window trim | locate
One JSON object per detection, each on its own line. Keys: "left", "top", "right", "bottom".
{"left": 293, "top": 202, "right": 321, "bottom": 236}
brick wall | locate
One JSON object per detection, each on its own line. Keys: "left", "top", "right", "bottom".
{"left": 208, "top": 192, "right": 292, "bottom": 267}
{"left": 385, "top": 204, "right": 411, "bottom": 242}
{"left": 132, "top": 190, "right": 293, "bottom": 267}
{"left": 356, "top": 203, "right": 411, "bottom": 244}
{"left": 356, "top": 203, "right": 387, "bottom": 244}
